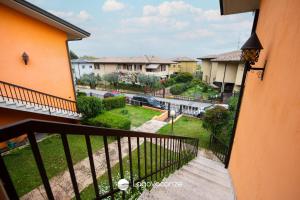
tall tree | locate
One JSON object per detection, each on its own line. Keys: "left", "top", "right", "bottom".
{"left": 138, "top": 74, "right": 160, "bottom": 93}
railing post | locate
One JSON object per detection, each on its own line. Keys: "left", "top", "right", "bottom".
{"left": 178, "top": 140, "right": 182, "bottom": 169}
{"left": 168, "top": 103, "right": 170, "bottom": 117}
{"left": 28, "top": 133, "right": 54, "bottom": 200}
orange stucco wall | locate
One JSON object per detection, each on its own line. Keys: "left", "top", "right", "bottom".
{"left": 0, "top": 4, "right": 75, "bottom": 101}
{"left": 229, "top": 0, "right": 300, "bottom": 200}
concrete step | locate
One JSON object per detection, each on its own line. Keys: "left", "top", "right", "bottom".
{"left": 138, "top": 154, "right": 235, "bottom": 200}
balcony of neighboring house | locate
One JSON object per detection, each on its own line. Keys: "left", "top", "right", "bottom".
{"left": 0, "top": 81, "right": 80, "bottom": 120}
{"left": 145, "top": 64, "right": 169, "bottom": 78}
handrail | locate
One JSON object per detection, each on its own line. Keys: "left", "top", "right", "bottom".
{"left": 0, "top": 119, "right": 199, "bottom": 200}
{"left": 0, "top": 81, "right": 76, "bottom": 103}
{"left": 209, "top": 134, "right": 229, "bottom": 164}
{"left": 0, "top": 80, "right": 77, "bottom": 113}
{"left": 0, "top": 119, "right": 197, "bottom": 142}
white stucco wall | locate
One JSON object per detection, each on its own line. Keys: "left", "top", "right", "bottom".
{"left": 71, "top": 63, "right": 94, "bottom": 79}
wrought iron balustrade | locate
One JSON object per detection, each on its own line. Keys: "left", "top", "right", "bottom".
{"left": 0, "top": 119, "right": 198, "bottom": 200}
{"left": 0, "top": 81, "right": 77, "bottom": 115}
{"left": 209, "top": 134, "right": 229, "bottom": 164}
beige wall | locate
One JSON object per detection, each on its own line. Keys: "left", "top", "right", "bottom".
{"left": 94, "top": 63, "right": 170, "bottom": 78}
{"left": 215, "top": 62, "right": 239, "bottom": 83}
{"left": 235, "top": 63, "right": 244, "bottom": 86}
{"left": 201, "top": 60, "right": 212, "bottom": 83}
{"left": 170, "top": 61, "right": 197, "bottom": 74}
{"left": 229, "top": 0, "right": 300, "bottom": 200}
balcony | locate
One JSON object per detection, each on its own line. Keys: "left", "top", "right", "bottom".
{"left": 0, "top": 81, "right": 80, "bottom": 119}
{"left": 0, "top": 119, "right": 199, "bottom": 199}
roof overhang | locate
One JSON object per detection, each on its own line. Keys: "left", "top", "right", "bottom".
{"left": 1, "top": 0, "right": 90, "bottom": 40}
{"left": 219, "top": 0, "right": 259, "bottom": 15}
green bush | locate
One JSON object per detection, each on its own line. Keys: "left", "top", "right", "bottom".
{"left": 88, "top": 112, "right": 131, "bottom": 130}
{"left": 175, "top": 72, "right": 193, "bottom": 83}
{"left": 77, "top": 96, "right": 103, "bottom": 119}
{"left": 103, "top": 96, "right": 126, "bottom": 111}
{"left": 202, "top": 106, "right": 230, "bottom": 136}
{"left": 170, "top": 83, "right": 192, "bottom": 95}
{"left": 76, "top": 91, "right": 87, "bottom": 97}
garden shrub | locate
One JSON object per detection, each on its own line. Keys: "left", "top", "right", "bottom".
{"left": 175, "top": 72, "right": 193, "bottom": 83}
{"left": 170, "top": 83, "right": 192, "bottom": 95}
{"left": 202, "top": 106, "right": 230, "bottom": 136}
{"left": 77, "top": 96, "right": 103, "bottom": 119}
{"left": 88, "top": 112, "right": 131, "bottom": 130}
{"left": 76, "top": 91, "right": 87, "bottom": 97}
{"left": 103, "top": 96, "right": 126, "bottom": 111}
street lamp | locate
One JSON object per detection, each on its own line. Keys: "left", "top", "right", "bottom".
{"left": 170, "top": 110, "right": 176, "bottom": 135}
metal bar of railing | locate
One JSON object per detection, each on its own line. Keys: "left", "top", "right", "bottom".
{"left": 85, "top": 135, "right": 100, "bottom": 199}
{"left": 61, "top": 134, "right": 81, "bottom": 200}
{"left": 128, "top": 137, "right": 133, "bottom": 188}
{"left": 27, "top": 133, "right": 54, "bottom": 200}
{"left": 150, "top": 137, "right": 153, "bottom": 182}
{"left": 103, "top": 136, "right": 114, "bottom": 200}
{"left": 144, "top": 137, "right": 147, "bottom": 182}
{"left": 117, "top": 136, "right": 125, "bottom": 200}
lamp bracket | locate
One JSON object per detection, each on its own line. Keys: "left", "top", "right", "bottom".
{"left": 247, "top": 60, "right": 267, "bottom": 80}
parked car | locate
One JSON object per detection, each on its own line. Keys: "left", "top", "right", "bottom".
{"left": 131, "top": 96, "right": 165, "bottom": 109}
{"left": 195, "top": 104, "right": 229, "bottom": 118}
{"left": 103, "top": 91, "right": 123, "bottom": 98}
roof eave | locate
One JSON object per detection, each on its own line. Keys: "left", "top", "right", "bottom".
{"left": 2, "top": 0, "right": 90, "bottom": 39}
{"left": 219, "top": 0, "right": 259, "bottom": 15}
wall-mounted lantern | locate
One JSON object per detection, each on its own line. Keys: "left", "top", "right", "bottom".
{"left": 22, "top": 52, "right": 29, "bottom": 65}
{"left": 241, "top": 33, "right": 266, "bottom": 80}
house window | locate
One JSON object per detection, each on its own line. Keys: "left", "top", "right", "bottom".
{"left": 89, "top": 65, "right": 93, "bottom": 69}
{"left": 117, "top": 65, "right": 121, "bottom": 70}
{"left": 134, "top": 64, "right": 142, "bottom": 71}
{"left": 94, "top": 64, "right": 100, "bottom": 70}
{"left": 161, "top": 65, "right": 166, "bottom": 71}
{"left": 123, "top": 65, "right": 127, "bottom": 70}
{"left": 127, "top": 65, "right": 132, "bottom": 71}
{"left": 82, "top": 65, "right": 85, "bottom": 69}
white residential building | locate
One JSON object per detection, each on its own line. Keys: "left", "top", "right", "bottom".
{"left": 71, "top": 58, "right": 95, "bottom": 79}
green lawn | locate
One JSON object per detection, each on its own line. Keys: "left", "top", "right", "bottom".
{"left": 3, "top": 105, "right": 161, "bottom": 197}
{"left": 79, "top": 141, "right": 181, "bottom": 200}
{"left": 3, "top": 135, "right": 114, "bottom": 197}
{"left": 181, "top": 85, "right": 218, "bottom": 100}
{"left": 108, "top": 105, "right": 162, "bottom": 128}
{"left": 157, "top": 116, "right": 210, "bottom": 149}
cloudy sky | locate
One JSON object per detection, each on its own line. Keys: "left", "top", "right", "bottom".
{"left": 28, "top": 0, "right": 254, "bottom": 58}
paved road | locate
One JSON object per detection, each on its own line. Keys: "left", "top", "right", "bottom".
{"left": 78, "top": 88, "right": 212, "bottom": 109}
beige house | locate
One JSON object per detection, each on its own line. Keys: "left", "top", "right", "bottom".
{"left": 170, "top": 57, "right": 198, "bottom": 74}
{"left": 198, "top": 50, "right": 244, "bottom": 93}
{"left": 72, "top": 56, "right": 175, "bottom": 82}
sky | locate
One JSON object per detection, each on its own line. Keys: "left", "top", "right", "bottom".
{"left": 28, "top": 0, "right": 254, "bottom": 59}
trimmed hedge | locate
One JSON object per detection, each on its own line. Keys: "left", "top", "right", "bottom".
{"left": 77, "top": 96, "right": 103, "bottom": 119}
{"left": 103, "top": 96, "right": 126, "bottom": 111}
{"left": 88, "top": 112, "right": 131, "bottom": 130}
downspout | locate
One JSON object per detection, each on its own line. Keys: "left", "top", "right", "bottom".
{"left": 224, "top": 10, "right": 260, "bottom": 168}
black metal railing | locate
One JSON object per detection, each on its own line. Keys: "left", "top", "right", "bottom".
{"left": 0, "top": 119, "right": 198, "bottom": 200}
{"left": 209, "top": 134, "right": 228, "bottom": 164}
{"left": 0, "top": 81, "right": 77, "bottom": 114}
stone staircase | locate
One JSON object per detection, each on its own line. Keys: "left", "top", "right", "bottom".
{"left": 139, "top": 153, "right": 235, "bottom": 200}
{"left": 0, "top": 97, "right": 81, "bottom": 120}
